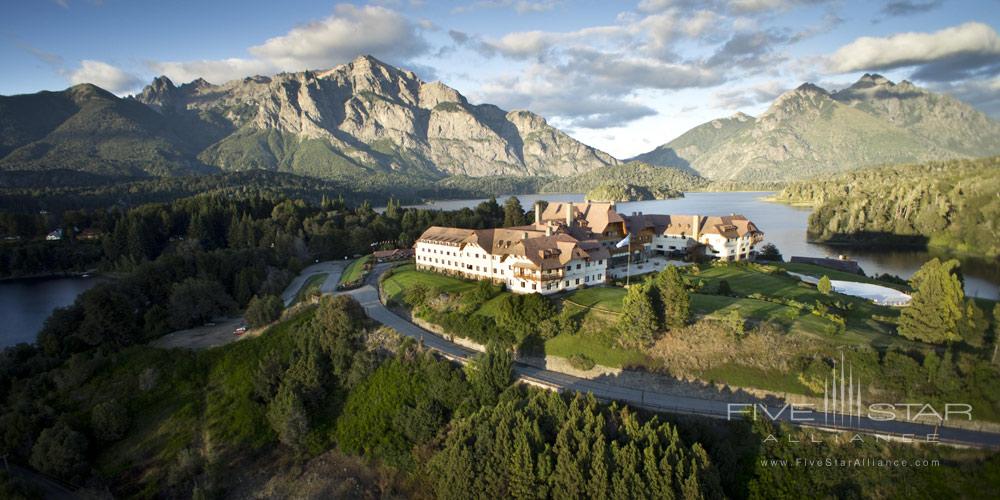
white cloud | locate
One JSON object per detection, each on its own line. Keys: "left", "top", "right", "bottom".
{"left": 143, "top": 4, "right": 430, "bottom": 86}
{"left": 452, "top": 0, "right": 562, "bottom": 15}
{"left": 68, "top": 60, "right": 143, "bottom": 94}
{"left": 827, "top": 22, "right": 1000, "bottom": 75}
{"left": 249, "top": 4, "right": 428, "bottom": 71}
{"left": 712, "top": 80, "right": 787, "bottom": 109}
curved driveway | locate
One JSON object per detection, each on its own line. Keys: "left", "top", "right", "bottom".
{"left": 339, "top": 263, "right": 1000, "bottom": 450}
{"left": 282, "top": 260, "right": 347, "bottom": 307}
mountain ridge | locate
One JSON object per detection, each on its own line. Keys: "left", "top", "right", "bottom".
{"left": 631, "top": 74, "right": 1000, "bottom": 181}
{"left": 0, "top": 55, "right": 619, "bottom": 180}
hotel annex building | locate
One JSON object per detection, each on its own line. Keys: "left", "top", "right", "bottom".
{"left": 415, "top": 201, "right": 764, "bottom": 295}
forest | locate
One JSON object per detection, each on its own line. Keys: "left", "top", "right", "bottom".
{"left": 776, "top": 156, "right": 1000, "bottom": 257}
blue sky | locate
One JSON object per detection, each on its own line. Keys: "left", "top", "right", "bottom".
{"left": 2, "top": 0, "right": 998, "bottom": 157}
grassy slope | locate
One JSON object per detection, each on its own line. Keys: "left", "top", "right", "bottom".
{"left": 83, "top": 308, "right": 313, "bottom": 494}
{"left": 339, "top": 255, "right": 372, "bottom": 285}
{"left": 292, "top": 273, "right": 328, "bottom": 306}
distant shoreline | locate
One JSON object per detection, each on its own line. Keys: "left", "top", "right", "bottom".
{"left": 0, "top": 269, "right": 100, "bottom": 283}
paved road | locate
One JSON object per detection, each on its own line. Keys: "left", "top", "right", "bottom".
{"left": 341, "top": 263, "right": 1000, "bottom": 450}
{"left": 282, "top": 260, "right": 348, "bottom": 307}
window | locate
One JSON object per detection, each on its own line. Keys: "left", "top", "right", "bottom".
{"left": 585, "top": 276, "right": 590, "bottom": 282}
{"left": 532, "top": 284, "right": 537, "bottom": 290}
{"left": 597, "top": 274, "right": 602, "bottom": 280}
{"left": 576, "top": 264, "right": 581, "bottom": 270}
{"left": 575, "top": 278, "right": 580, "bottom": 285}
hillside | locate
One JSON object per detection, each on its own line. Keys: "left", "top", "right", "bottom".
{"left": 0, "top": 84, "right": 209, "bottom": 177}
{"left": 540, "top": 161, "right": 705, "bottom": 194}
{"left": 632, "top": 75, "right": 1000, "bottom": 181}
{"left": 0, "top": 56, "right": 618, "bottom": 181}
{"left": 776, "top": 156, "right": 1000, "bottom": 257}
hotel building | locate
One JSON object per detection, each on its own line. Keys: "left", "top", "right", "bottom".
{"left": 414, "top": 201, "right": 764, "bottom": 295}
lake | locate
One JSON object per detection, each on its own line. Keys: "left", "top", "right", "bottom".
{"left": 0, "top": 277, "right": 102, "bottom": 348}
{"left": 403, "top": 192, "right": 1000, "bottom": 300}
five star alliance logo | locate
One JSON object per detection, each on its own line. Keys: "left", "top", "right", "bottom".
{"left": 727, "top": 352, "right": 973, "bottom": 427}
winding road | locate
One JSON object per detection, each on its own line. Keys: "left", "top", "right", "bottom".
{"left": 339, "top": 262, "right": 1000, "bottom": 450}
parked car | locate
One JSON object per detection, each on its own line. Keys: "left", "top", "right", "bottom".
{"left": 234, "top": 326, "right": 248, "bottom": 336}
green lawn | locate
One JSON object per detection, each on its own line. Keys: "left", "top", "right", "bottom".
{"left": 340, "top": 254, "right": 372, "bottom": 285}
{"left": 545, "top": 331, "right": 652, "bottom": 369}
{"left": 690, "top": 263, "right": 914, "bottom": 346}
{"left": 381, "top": 264, "right": 478, "bottom": 303}
{"left": 562, "top": 286, "right": 625, "bottom": 312}
{"left": 292, "top": 273, "right": 327, "bottom": 306}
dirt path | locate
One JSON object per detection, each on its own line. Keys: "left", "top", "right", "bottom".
{"left": 151, "top": 317, "right": 246, "bottom": 350}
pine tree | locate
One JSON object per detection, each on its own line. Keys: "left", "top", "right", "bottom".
{"left": 468, "top": 342, "right": 513, "bottom": 405}
{"left": 266, "top": 384, "right": 309, "bottom": 448}
{"left": 656, "top": 265, "right": 691, "bottom": 329}
{"left": 618, "top": 282, "right": 659, "bottom": 347}
{"left": 898, "top": 259, "right": 967, "bottom": 344}
{"left": 503, "top": 196, "right": 527, "bottom": 227}
{"left": 508, "top": 432, "right": 537, "bottom": 499}
{"left": 959, "top": 299, "right": 988, "bottom": 347}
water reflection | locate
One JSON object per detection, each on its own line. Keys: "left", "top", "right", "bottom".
{"left": 0, "top": 277, "right": 102, "bottom": 348}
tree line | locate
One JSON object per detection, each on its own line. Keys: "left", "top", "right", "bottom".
{"left": 776, "top": 156, "right": 1000, "bottom": 257}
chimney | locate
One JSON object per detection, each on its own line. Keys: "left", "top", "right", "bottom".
{"left": 546, "top": 225, "right": 553, "bottom": 236}
{"left": 535, "top": 202, "right": 541, "bottom": 225}
{"left": 523, "top": 231, "right": 529, "bottom": 240}
{"left": 565, "top": 204, "right": 573, "bottom": 227}
{"left": 692, "top": 215, "right": 700, "bottom": 240}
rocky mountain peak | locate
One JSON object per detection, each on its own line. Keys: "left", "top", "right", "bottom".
{"left": 763, "top": 82, "right": 832, "bottom": 120}
{"left": 794, "top": 82, "right": 830, "bottom": 95}
{"left": 67, "top": 83, "right": 116, "bottom": 103}
{"left": 852, "top": 73, "right": 894, "bottom": 89}
{"left": 730, "top": 111, "right": 754, "bottom": 122}
{"left": 136, "top": 76, "right": 181, "bottom": 111}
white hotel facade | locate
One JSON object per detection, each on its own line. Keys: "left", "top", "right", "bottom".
{"left": 414, "top": 202, "right": 764, "bottom": 295}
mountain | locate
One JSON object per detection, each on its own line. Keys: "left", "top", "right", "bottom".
{"left": 133, "top": 55, "right": 618, "bottom": 179}
{"left": 0, "top": 84, "right": 209, "bottom": 177}
{"left": 631, "top": 74, "right": 1000, "bottom": 181}
{"left": 0, "top": 55, "right": 618, "bottom": 180}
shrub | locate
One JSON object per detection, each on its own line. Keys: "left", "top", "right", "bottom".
{"left": 91, "top": 400, "right": 130, "bottom": 442}
{"left": 168, "top": 278, "right": 237, "bottom": 329}
{"left": 758, "top": 243, "right": 783, "bottom": 261}
{"left": 568, "top": 354, "right": 596, "bottom": 371}
{"left": 29, "top": 422, "right": 89, "bottom": 481}
{"left": 494, "top": 293, "right": 556, "bottom": 344}
{"left": 245, "top": 294, "right": 283, "bottom": 328}
{"left": 817, "top": 275, "right": 832, "bottom": 295}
